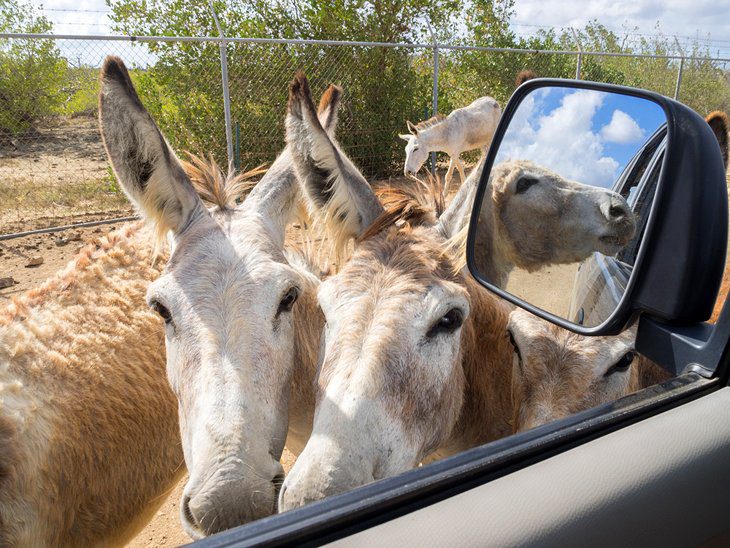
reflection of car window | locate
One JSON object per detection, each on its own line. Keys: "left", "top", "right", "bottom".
{"left": 569, "top": 125, "right": 667, "bottom": 325}
{"left": 617, "top": 142, "right": 665, "bottom": 264}
{"left": 614, "top": 124, "right": 667, "bottom": 206}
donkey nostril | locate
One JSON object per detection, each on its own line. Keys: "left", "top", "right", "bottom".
{"left": 181, "top": 495, "right": 198, "bottom": 528}
{"left": 608, "top": 204, "right": 626, "bottom": 219}
{"left": 273, "top": 472, "right": 285, "bottom": 494}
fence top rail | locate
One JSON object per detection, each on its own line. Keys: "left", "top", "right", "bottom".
{"left": 2, "top": 32, "right": 730, "bottom": 63}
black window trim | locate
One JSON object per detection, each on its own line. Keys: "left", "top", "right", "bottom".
{"left": 194, "top": 370, "right": 724, "bottom": 547}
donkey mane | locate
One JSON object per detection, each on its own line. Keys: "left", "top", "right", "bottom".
{"left": 181, "top": 153, "right": 267, "bottom": 211}
{"left": 413, "top": 113, "right": 446, "bottom": 132}
{"left": 360, "top": 174, "right": 446, "bottom": 242}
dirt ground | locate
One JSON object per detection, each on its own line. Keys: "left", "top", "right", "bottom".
{"left": 0, "top": 115, "right": 131, "bottom": 234}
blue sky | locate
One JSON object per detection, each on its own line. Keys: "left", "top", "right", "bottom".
{"left": 496, "top": 88, "right": 665, "bottom": 187}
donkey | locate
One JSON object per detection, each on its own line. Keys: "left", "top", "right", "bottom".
{"left": 98, "top": 57, "right": 338, "bottom": 538}
{"left": 279, "top": 73, "right": 642, "bottom": 509}
{"left": 507, "top": 308, "right": 671, "bottom": 431}
{"left": 0, "top": 223, "right": 184, "bottom": 547}
{"left": 703, "top": 110, "right": 729, "bottom": 323}
{"left": 438, "top": 158, "right": 636, "bottom": 289}
{"left": 400, "top": 95, "right": 501, "bottom": 194}
{"left": 478, "top": 159, "right": 635, "bottom": 287}
{"left": 278, "top": 72, "right": 515, "bottom": 510}
{"left": 515, "top": 70, "right": 537, "bottom": 87}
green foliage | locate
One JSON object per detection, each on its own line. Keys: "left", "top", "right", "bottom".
{"left": 0, "top": 1, "right": 67, "bottom": 136}
{"left": 106, "top": 0, "right": 457, "bottom": 176}
{"left": 59, "top": 66, "right": 99, "bottom": 117}
{"left": 100, "top": 0, "right": 730, "bottom": 177}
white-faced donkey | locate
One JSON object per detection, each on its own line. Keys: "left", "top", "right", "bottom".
{"left": 277, "top": 70, "right": 642, "bottom": 511}
{"left": 98, "top": 56, "right": 340, "bottom": 538}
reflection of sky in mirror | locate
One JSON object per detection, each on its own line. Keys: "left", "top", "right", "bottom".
{"left": 495, "top": 88, "right": 666, "bottom": 187}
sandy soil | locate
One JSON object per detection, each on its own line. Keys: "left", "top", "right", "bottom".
{"left": 0, "top": 115, "right": 131, "bottom": 234}
{"left": 506, "top": 263, "right": 580, "bottom": 318}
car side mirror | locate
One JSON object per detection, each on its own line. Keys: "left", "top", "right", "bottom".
{"left": 466, "top": 80, "right": 728, "bottom": 336}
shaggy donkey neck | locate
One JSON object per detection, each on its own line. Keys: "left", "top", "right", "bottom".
{"left": 0, "top": 223, "right": 183, "bottom": 547}
{"left": 284, "top": 252, "right": 325, "bottom": 456}
{"left": 417, "top": 123, "right": 448, "bottom": 150}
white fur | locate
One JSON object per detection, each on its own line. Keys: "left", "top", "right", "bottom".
{"left": 401, "top": 96, "right": 501, "bottom": 193}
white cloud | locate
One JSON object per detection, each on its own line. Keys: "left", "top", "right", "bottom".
{"left": 511, "top": 0, "right": 730, "bottom": 57}
{"left": 497, "top": 89, "right": 619, "bottom": 187}
{"left": 600, "top": 110, "right": 645, "bottom": 144}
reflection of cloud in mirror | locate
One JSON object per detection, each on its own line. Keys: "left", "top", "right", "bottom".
{"left": 498, "top": 89, "right": 619, "bottom": 187}
{"left": 601, "top": 110, "right": 645, "bottom": 144}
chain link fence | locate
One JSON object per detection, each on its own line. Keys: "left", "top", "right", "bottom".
{"left": 1, "top": 31, "right": 729, "bottom": 237}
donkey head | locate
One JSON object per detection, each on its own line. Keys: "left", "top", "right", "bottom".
{"left": 507, "top": 308, "right": 638, "bottom": 431}
{"left": 399, "top": 120, "right": 430, "bottom": 178}
{"left": 280, "top": 73, "right": 474, "bottom": 510}
{"left": 484, "top": 159, "right": 636, "bottom": 275}
{"left": 99, "top": 57, "right": 338, "bottom": 537}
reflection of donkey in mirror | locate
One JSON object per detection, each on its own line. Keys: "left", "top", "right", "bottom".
{"left": 453, "top": 159, "right": 636, "bottom": 288}
{"left": 279, "top": 72, "right": 515, "bottom": 510}
{"left": 508, "top": 308, "right": 671, "bottom": 431}
{"left": 400, "top": 95, "right": 501, "bottom": 194}
{"left": 0, "top": 224, "right": 184, "bottom": 547}
{"left": 99, "top": 57, "right": 338, "bottom": 538}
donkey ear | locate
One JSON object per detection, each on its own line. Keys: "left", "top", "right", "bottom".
{"left": 286, "top": 72, "right": 384, "bottom": 244}
{"left": 406, "top": 120, "right": 419, "bottom": 135}
{"left": 245, "top": 83, "right": 345, "bottom": 246}
{"left": 318, "top": 83, "right": 343, "bottom": 137}
{"left": 98, "top": 56, "right": 203, "bottom": 235}
{"left": 398, "top": 134, "right": 413, "bottom": 142}
{"left": 706, "top": 111, "right": 729, "bottom": 170}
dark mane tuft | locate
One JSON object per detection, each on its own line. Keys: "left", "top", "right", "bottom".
{"left": 359, "top": 174, "right": 445, "bottom": 242}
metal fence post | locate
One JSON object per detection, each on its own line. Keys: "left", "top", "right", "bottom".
{"left": 675, "top": 57, "right": 684, "bottom": 100}
{"left": 209, "top": 1, "right": 234, "bottom": 169}
{"left": 426, "top": 20, "right": 439, "bottom": 176}
{"left": 571, "top": 28, "right": 582, "bottom": 80}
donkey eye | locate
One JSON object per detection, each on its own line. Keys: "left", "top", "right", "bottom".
{"left": 604, "top": 351, "right": 635, "bottom": 377}
{"left": 277, "top": 287, "right": 299, "bottom": 315}
{"left": 515, "top": 176, "right": 539, "bottom": 194}
{"left": 150, "top": 300, "right": 172, "bottom": 324}
{"left": 427, "top": 308, "right": 464, "bottom": 338}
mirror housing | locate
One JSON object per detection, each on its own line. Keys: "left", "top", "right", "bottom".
{"left": 467, "top": 79, "right": 728, "bottom": 336}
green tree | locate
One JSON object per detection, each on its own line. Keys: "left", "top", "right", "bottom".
{"left": 107, "top": 0, "right": 462, "bottom": 176}
{"left": 0, "top": 0, "right": 67, "bottom": 137}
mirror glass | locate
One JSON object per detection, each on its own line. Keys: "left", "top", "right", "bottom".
{"left": 472, "top": 86, "right": 667, "bottom": 327}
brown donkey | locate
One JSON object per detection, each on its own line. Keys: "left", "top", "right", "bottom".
{"left": 0, "top": 223, "right": 184, "bottom": 547}
{"left": 278, "top": 73, "right": 515, "bottom": 510}
{"left": 507, "top": 308, "right": 670, "bottom": 431}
